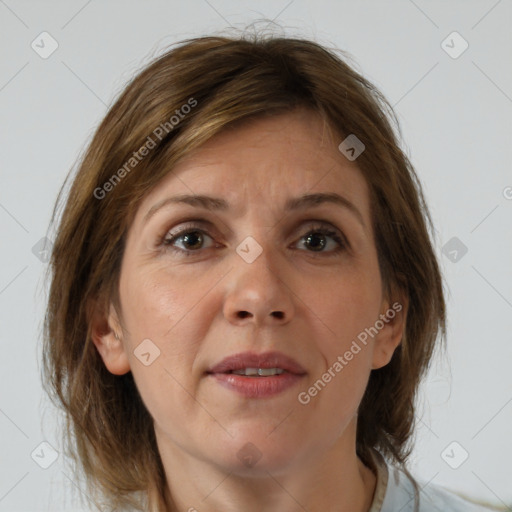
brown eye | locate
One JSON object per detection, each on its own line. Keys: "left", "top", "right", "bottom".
{"left": 296, "top": 226, "right": 346, "bottom": 255}
{"left": 304, "top": 232, "right": 327, "bottom": 251}
{"left": 178, "top": 231, "right": 204, "bottom": 250}
{"left": 163, "top": 227, "right": 215, "bottom": 255}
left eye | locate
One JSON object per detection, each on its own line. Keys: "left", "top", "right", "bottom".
{"left": 296, "top": 228, "right": 345, "bottom": 253}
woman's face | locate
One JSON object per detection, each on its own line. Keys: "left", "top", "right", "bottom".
{"left": 96, "top": 107, "right": 404, "bottom": 474}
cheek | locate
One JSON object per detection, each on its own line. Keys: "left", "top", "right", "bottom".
{"left": 119, "top": 260, "right": 221, "bottom": 342}
{"left": 116, "top": 264, "right": 214, "bottom": 431}
{"left": 117, "top": 261, "right": 223, "bottom": 399}
{"left": 299, "top": 335, "right": 373, "bottom": 436}
{"left": 305, "top": 261, "right": 381, "bottom": 406}
{"left": 317, "top": 267, "right": 383, "bottom": 348}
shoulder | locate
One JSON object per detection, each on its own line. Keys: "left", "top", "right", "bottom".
{"left": 416, "top": 479, "right": 501, "bottom": 511}
{"left": 368, "top": 450, "right": 502, "bottom": 512}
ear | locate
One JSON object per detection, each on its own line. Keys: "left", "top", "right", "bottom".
{"left": 88, "top": 299, "right": 131, "bottom": 375}
{"left": 371, "top": 290, "right": 408, "bottom": 370}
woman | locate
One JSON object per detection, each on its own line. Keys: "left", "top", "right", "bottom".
{"left": 42, "top": 31, "right": 502, "bottom": 511}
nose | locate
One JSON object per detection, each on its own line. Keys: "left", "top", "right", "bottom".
{"left": 222, "top": 241, "right": 295, "bottom": 327}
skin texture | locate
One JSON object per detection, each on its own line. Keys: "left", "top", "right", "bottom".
{"left": 91, "top": 107, "right": 407, "bottom": 512}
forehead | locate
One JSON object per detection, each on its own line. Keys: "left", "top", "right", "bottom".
{"left": 135, "top": 108, "right": 371, "bottom": 225}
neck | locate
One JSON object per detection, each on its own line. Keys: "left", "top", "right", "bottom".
{"left": 156, "top": 418, "right": 377, "bottom": 512}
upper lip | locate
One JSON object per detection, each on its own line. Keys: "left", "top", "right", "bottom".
{"left": 207, "top": 351, "right": 307, "bottom": 375}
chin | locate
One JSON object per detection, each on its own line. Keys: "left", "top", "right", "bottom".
{"left": 207, "top": 428, "right": 306, "bottom": 476}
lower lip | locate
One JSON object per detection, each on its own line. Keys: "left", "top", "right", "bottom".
{"left": 208, "top": 372, "right": 305, "bottom": 398}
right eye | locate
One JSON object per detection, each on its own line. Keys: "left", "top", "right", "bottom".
{"left": 163, "top": 225, "right": 216, "bottom": 256}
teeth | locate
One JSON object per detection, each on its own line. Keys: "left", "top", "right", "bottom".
{"left": 231, "top": 368, "right": 285, "bottom": 376}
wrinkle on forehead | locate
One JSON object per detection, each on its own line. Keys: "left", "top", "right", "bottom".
{"left": 133, "top": 107, "right": 370, "bottom": 233}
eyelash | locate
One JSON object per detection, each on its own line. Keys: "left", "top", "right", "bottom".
{"left": 161, "top": 221, "right": 348, "bottom": 258}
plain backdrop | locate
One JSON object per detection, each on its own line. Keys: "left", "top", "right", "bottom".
{"left": 1, "top": 1, "right": 511, "bottom": 510}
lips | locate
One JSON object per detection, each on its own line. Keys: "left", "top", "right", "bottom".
{"left": 206, "top": 351, "right": 307, "bottom": 398}
{"left": 206, "top": 351, "right": 307, "bottom": 376}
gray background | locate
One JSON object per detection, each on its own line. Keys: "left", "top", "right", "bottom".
{"left": 1, "top": 0, "right": 511, "bottom": 510}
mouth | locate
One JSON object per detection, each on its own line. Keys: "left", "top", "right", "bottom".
{"left": 206, "top": 351, "right": 307, "bottom": 398}
{"left": 229, "top": 367, "right": 286, "bottom": 376}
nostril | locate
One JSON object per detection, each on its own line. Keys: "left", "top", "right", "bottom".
{"left": 237, "top": 311, "right": 252, "bottom": 319}
{"left": 272, "top": 311, "right": 284, "bottom": 319}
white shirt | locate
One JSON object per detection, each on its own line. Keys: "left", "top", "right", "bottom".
{"left": 367, "top": 449, "right": 500, "bottom": 511}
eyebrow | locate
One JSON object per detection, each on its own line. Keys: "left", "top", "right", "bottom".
{"left": 144, "top": 192, "right": 365, "bottom": 227}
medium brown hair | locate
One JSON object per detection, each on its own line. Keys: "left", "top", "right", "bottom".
{"left": 42, "top": 29, "right": 446, "bottom": 511}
